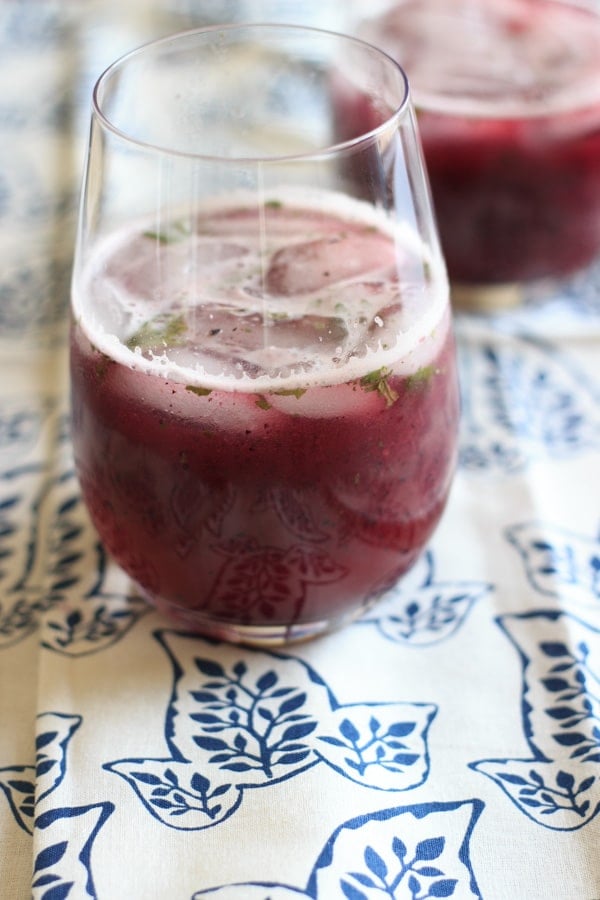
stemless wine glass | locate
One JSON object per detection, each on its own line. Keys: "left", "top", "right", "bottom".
{"left": 70, "top": 24, "right": 460, "bottom": 646}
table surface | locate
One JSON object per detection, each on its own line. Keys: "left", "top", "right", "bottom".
{"left": 1, "top": 2, "right": 599, "bottom": 898}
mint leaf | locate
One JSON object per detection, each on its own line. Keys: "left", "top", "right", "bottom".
{"left": 126, "top": 314, "right": 187, "bottom": 352}
{"left": 359, "top": 367, "right": 398, "bottom": 407}
{"left": 407, "top": 365, "right": 438, "bottom": 390}
{"left": 186, "top": 385, "right": 212, "bottom": 397}
{"left": 143, "top": 220, "right": 191, "bottom": 244}
{"left": 273, "top": 388, "right": 306, "bottom": 399}
{"left": 255, "top": 395, "right": 271, "bottom": 411}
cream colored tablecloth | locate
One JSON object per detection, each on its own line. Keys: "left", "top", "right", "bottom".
{"left": 1, "top": 3, "right": 599, "bottom": 898}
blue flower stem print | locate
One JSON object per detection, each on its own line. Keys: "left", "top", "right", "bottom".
{"left": 343, "top": 836, "right": 457, "bottom": 899}
{"left": 191, "top": 659, "right": 315, "bottom": 779}
{"left": 33, "top": 802, "right": 114, "bottom": 900}
{"left": 131, "top": 767, "right": 231, "bottom": 821}
{"left": 107, "top": 632, "right": 436, "bottom": 830}
{"left": 540, "top": 639, "right": 600, "bottom": 763}
{"left": 472, "top": 611, "right": 600, "bottom": 830}
{"left": 0, "top": 713, "right": 81, "bottom": 834}
{"left": 358, "top": 550, "right": 491, "bottom": 647}
{"left": 0, "top": 462, "right": 147, "bottom": 655}
{"left": 506, "top": 521, "right": 600, "bottom": 609}
{"left": 456, "top": 326, "right": 600, "bottom": 472}
{"left": 496, "top": 769, "right": 595, "bottom": 818}
{"left": 192, "top": 800, "right": 484, "bottom": 899}
{"left": 321, "top": 717, "right": 418, "bottom": 778}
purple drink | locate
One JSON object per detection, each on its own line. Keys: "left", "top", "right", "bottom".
{"left": 70, "top": 195, "right": 459, "bottom": 642}
{"left": 357, "top": 0, "right": 600, "bottom": 298}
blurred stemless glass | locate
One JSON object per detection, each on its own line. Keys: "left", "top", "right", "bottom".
{"left": 70, "top": 24, "right": 459, "bottom": 646}
{"left": 357, "top": 0, "right": 600, "bottom": 310}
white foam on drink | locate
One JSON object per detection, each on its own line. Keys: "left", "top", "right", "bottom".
{"left": 72, "top": 188, "right": 449, "bottom": 393}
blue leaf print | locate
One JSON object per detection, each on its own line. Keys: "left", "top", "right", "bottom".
{"left": 33, "top": 802, "right": 114, "bottom": 900}
{"left": 36, "top": 731, "right": 58, "bottom": 750}
{"left": 392, "top": 836, "right": 407, "bottom": 861}
{"left": 506, "top": 521, "right": 600, "bottom": 609}
{"left": 130, "top": 771, "right": 162, "bottom": 786}
{"left": 40, "top": 884, "right": 73, "bottom": 900}
{"left": 107, "top": 632, "right": 439, "bottom": 832}
{"left": 415, "top": 837, "right": 444, "bottom": 860}
{"left": 256, "top": 670, "right": 278, "bottom": 691}
{"left": 360, "top": 555, "right": 489, "bottom": 646}
{"left": 364, "top": 846, "right": 388, "bottom": 879}
{"left": 472, "top": 610, "right": 600, "bottom": 830}
{"left": 191, "top": 801, "right": 484, "bottom": 898}
{"left": 308, "top": 801, "right": 483, "bottom": 899}
{"left": 34, "top": 841, "right": 68, "bottom": 871}
{"left": 341, "top": 883, "right": 368, "bottom": 900}
{"left": 456, "top": 326, "right": 600, "bottom": 473}
{"left": 430, "top": 880, "right": 458, "bottom": 897}
{"left": 0, "top": 459, "right": 148, "bottom": 654}
{"left": 0, "top": 713, "right": 81, "bottom": 834}
{"left": 279, "top": 693, "right": 307, "bottom": 715}
{"left": 316, "top": 703, "right": 436, "bottom": 790}
{"left": 340, "top": 719, "right": 361, "bottom": 743}
{"left": 195, "top": 658, "right": 226, "bottom": 678}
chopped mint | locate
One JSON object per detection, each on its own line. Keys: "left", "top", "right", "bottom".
{"left": 94, "top": 350, "right": 113, "bottom": 381}
{"left": 273, "top": 388, "right": 307, "bottom": 399}
{"left": 126, "top": 313, "right": 187, "bottom": 352}
{"left": 186, "top": 385, "right": 212, "bottom": 397}
{"left": 143, "top": 220, "right": 191, "bottom": 244}
{"left": 255, "top": 395, "right": 271, "bottom": 411}
{"left": 407, "top": 364, "right": 438, "bottom": 390}
{"left": 359, "top": 367, "right": 399, "bottom": 407}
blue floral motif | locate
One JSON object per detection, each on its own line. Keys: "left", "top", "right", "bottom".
{"left": 33, "top": 802, "right": 114, "bottom": 900}
{"left": 105, "top": 631, "right": 437, "bottom": 830}
{"left": 0, "top": 456, "right": 148, "bottom": 654}
{"left": 456, "top": 323, "right": 600, "bottom": 473}
{"left": 471, "top": 611, "right": 600, "bottom": 830}
{"left": 0, "top": 712, "right": 81, "bottom": 833}
{"left": 192, "top": 800, "right": 484, "bottom": 899}
{"left": 316, "top": 703, "right": 435, "bottom": 791}
{"left": 0, "top": 711, "right": 113, "bottom": 898}
{"left": 506, "top": 521, "right": 600, "bottom": 610}
{"left": 521, "top": 260, "right": 600, "bottom": 323}
{"left": 358, "top": 552, "right": 490, "bottom": 646}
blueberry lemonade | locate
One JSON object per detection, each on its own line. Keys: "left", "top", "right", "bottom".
{"left": 70, "top": 192, "right": 459, "bottom": 641}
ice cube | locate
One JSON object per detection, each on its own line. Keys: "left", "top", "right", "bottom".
{"left": 268, "top": 379, "right": 386, "bottom": 418}
{"left": 105, "top": 234, "right": 249, "bottom": 304}
{"left": 266, "top": 231, "right": 397, "bottom": 296}
{"left": 188, "top": 306, "right": 348, "bottom": 358}
{"left": 153, "top": 304, "right": 349, "bottom": 379}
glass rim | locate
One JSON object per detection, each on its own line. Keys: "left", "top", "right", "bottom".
{"left": 91, "top": 21, "right": 411, "bottom": 164}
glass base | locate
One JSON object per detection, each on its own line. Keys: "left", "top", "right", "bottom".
{"left": 148, "top": 594, "right": 380, "bottom": 647}
{"left": 451, "top": 280, "right": 524, "bottom": 312}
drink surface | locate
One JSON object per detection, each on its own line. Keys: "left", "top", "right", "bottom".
{"left": 74, "top": 192, "right": 447, "bottom": 392}
{"left": 365, "top": 0, "right": 600, "bottom": 118}
{"left": 70, "top": 195, "right": 458, "bottom": 635}
{"left": 356, "top": 0, "right": 600, "bottom": 285}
